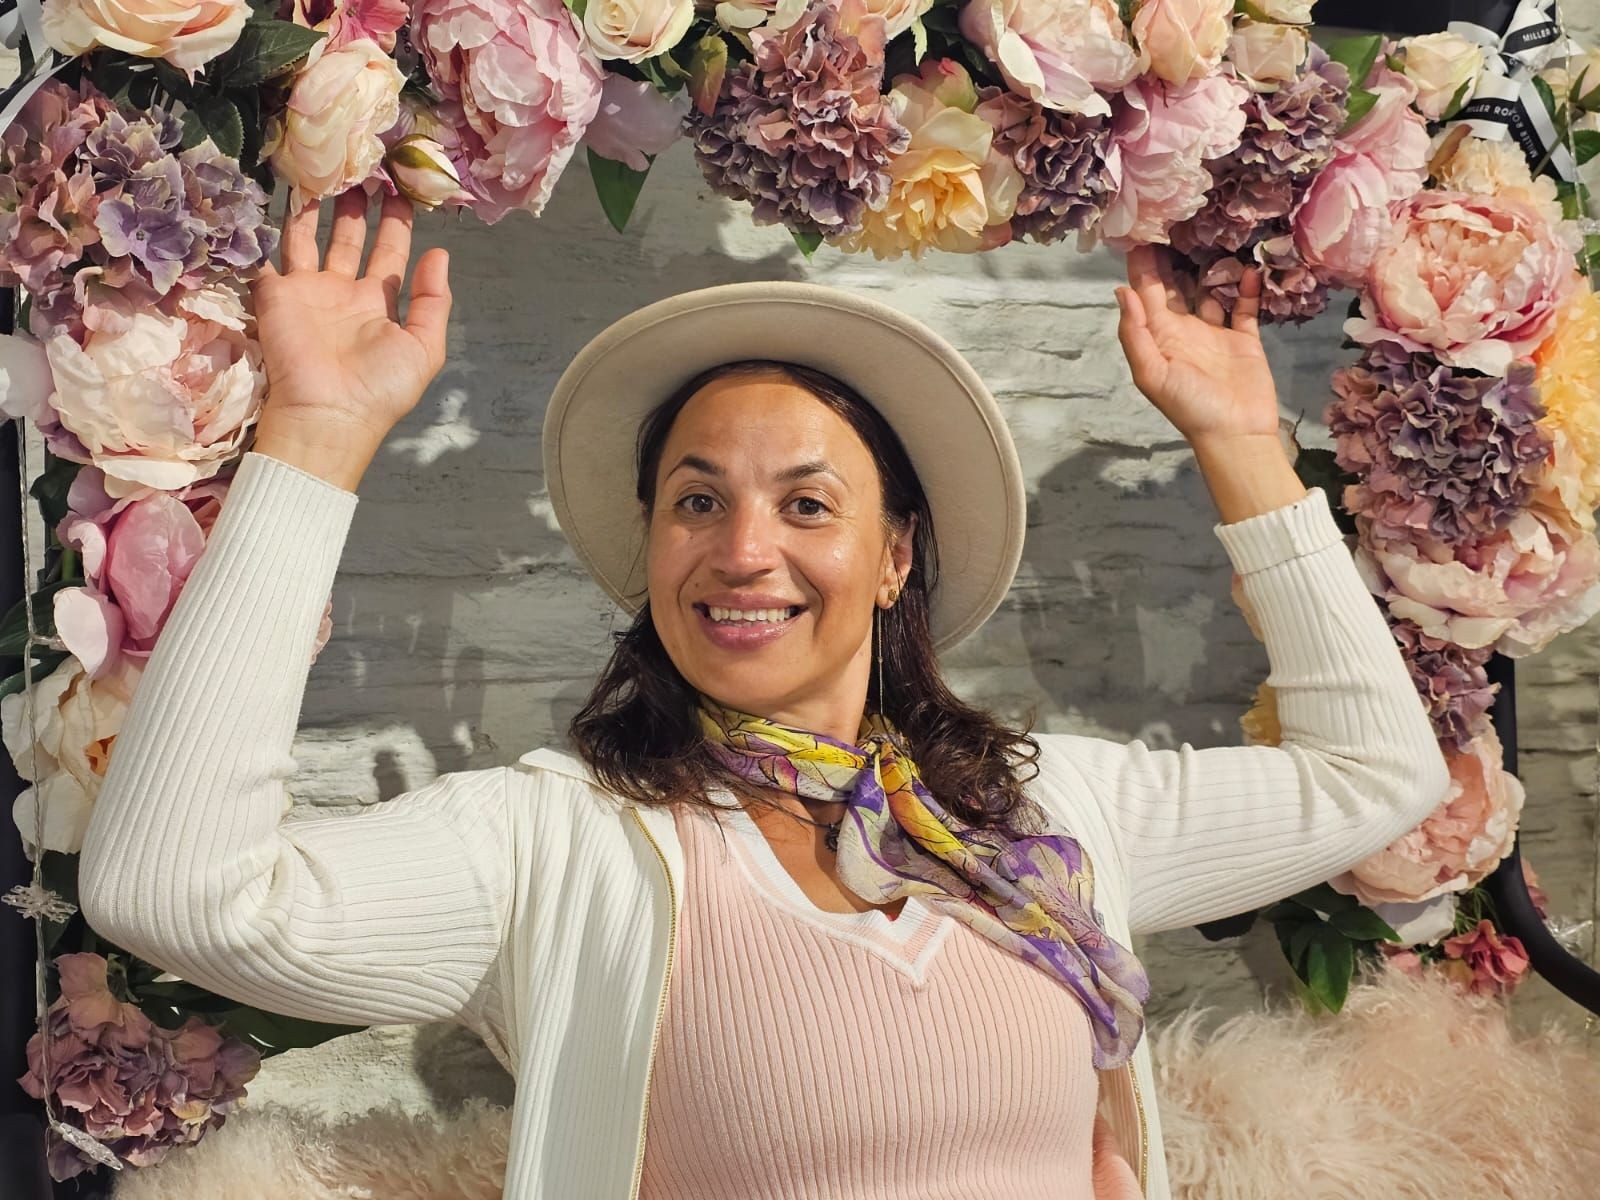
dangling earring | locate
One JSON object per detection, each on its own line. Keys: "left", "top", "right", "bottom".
{"left": 874, "top": 604, "right": 884, "bottom": 713}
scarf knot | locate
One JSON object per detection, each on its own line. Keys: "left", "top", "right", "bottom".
{"left": 697, "top": 698, "right": 1150, "bottom": 1069}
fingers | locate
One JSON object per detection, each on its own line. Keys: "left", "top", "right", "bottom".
{"left": 1232, "top": 266, "right": 1262, "bottom": 338}
{"left": 404, "top": 246, "right": 453, "bottom": 372}
{"left": 280, "top": 192, "right": 323, "bottom": 272}
{"left": 1114, "top": 285, "right": 1165, "bottom": 398}
{"left": 324, "top": 186, "right": 373, "bottom": 277}
{"left": 365, "top": 189, "right": 416, "bottom": 323}
{"left": 1125, "top": 245, "right": 1183, "bottom": 336}
{"left": 1197, "top": 284, "right": 1226, "bottom": 328}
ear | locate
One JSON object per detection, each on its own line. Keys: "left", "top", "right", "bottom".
{"left": 879, "top": 512, "right": 916, "bottom": 607}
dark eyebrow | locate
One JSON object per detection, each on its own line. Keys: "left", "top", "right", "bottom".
{"left": 663, "top": 455, "right": 845, "bottom": 486}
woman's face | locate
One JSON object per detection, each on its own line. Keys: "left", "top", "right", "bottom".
{"left": 645, "top": 372, "right": 914, "bottom": 739}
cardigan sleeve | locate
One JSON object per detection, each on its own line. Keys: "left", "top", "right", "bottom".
{"left": 1036, "top": 486, "right": 1452, "bottom": 937}
{"left": 76, "top": 450, "right": 514, "bottom": 1028}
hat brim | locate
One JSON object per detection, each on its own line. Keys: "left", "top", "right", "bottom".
{"left": 542, "top": 281, "right": 1025, "bottom": 653}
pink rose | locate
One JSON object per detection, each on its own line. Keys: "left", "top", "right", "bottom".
{"left": 1346, "top": 191, "right": 1580, "bottom": 377}
{"left": 958, "top": 0, "right": 1143, "bottom": 118}
{"left": 52, "top": 467, "right": 334, "bottom": 678}
{"left": 413, "top": 0, "right": 606, "bottom": 224}
{"left": 1439, "top": 919, "right": 1530, "bottom": 998}
{"left": 583, "top": 76, "right": 688, "bottom": 172}
{"left": 1356, "top": 492, "right": 1600, "bottom": 657}
{"left": 1291, "top": 151, "right": 1397, "bottom": 287}
{"left": 1330, "top": 726, "right": 1523, "bottom": 907}
{"left": 42, "top": 283, "right": 267, "bottom": 498}
{"left": 261, "top": 39, "right": 407, "bottom": 211}
{"left": 1131, "top": 0, "right": 1232, "bottom": 86}
{"left": 286, "top": 0, "right": 408, "bottom": 53}
{"left": 1099, "top": 71, "right": 1249, "bottom": 247}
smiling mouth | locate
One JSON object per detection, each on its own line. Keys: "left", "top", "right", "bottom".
{"left": 694, "top": 603, "right": 806, "bottom": 625}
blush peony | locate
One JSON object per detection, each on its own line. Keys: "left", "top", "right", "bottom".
{"left": 1329, "top": 725, "right": 1523, "bottom": 906}
{"left": 958, "top": 0, "right": 1143, "bottom": 118}
{"left": 1130, "top": 0, "right": 1232, "bottom": 86}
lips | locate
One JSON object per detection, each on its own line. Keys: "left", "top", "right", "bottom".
{"left": 692, "top": 601, "right": 806, "bottom": 651}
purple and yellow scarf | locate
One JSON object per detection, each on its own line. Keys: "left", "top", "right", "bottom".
{"left": 697, "top": 699, "right": 1150, "bottom": 1070}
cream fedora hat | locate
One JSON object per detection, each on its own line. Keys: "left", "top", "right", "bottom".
{"left": 542, "top": 281, "right": 1026, "bottom": 653}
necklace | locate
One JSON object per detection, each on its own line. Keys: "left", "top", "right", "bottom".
{"left": 742, "top": 787, "right": 844, "bottom": 852}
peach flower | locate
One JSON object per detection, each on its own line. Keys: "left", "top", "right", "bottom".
{"left": 42, "top": 283, "right": 267, "bottom": 499}
{"left": 584, "top": 0, "right": 695, "bottom": 62}
{"left": 1344, "top": 192, "right": 1579, "bottom": 377}
{"left": 958, "top": 0, "right": 1143, "bottom": 118}
{"left": 1329, "top": 725, "right": 1522, "bottom": 906}
{"left": 261, "top": 39, "right": 407, "bottom": 211}
{"left": 829, "top": 59, "right": 1022, "bottom": 259}
{"left": 1429, "top": 131, "right": 1563, "bottom": 226}
{"left": 1533, "top": 287, "right": 1600, "bottom": 528}
{"left": 3, "top": 655, "right": 143, "bottom": 855}
{"left": 1131, "top": 0, "right": 1232, "bottom": 86}
{"left": 1226, "top": 19, "right": 1309, "bottom": 91}
{"left": 41, "top": 0, "right": 247, "bottom": 76}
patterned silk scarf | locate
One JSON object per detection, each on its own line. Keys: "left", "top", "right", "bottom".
{"left": 697, "top": 699, "right": 1151, "bottom": 1070}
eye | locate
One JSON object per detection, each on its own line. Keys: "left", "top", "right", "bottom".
{"left": 789, "top": 496, "right": 831, "bottom": 518}
{"left": 675, "top": 492, "right": 717, "bottom": 516}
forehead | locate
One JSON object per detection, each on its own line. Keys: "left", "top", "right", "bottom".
{"left": 661, "top": 375, "right": 876, "bottom": 476}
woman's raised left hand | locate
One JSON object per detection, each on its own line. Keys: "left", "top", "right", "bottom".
{"left": 1114, "top": 244, "right": 1282, "bottom": 443}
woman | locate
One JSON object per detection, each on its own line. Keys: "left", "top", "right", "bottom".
{"left": 76, "top": 186, "right": 1450, "bottom": 1200}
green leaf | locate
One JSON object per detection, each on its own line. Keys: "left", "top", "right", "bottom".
{"left": 1329, "top": 906, "right": 1401, "bottom": 942}
{"left": 1574, "top": 130, "right": 1600, "bottom": 166}
{"left": 206, "top": 19, "right": 325, "bottom": 89}
{"left": 179, "top": 94, "right": 245, "bottom": 159}
{"left": 0, "top": 579, "right": 80, "bottom": 655}
{"left": 587, "top": 147, "right": 651, "bottom": 233}
{"left": 912, "top": 14, "right": 928, "bottom": 61}
{"left": 1287, "top": 920, "right": 1320, "bottom": 968}
{"left": 30, "top": 453, "right": 82, "bottom": 534}
{"left": 688, "top": 33, "right": 729, "bottom": 117}
{"left": 1293, "top": 882, "right": 1360, "bottom": 915}
{"left": 1302, "top": 928, "right": 1355, "bottom": 1013}
{"left": 562, "top": 0, "right": 588, "bottom": 20}
{"left": 1531, "top": 75, "right": 1558, "bottom": 124}
{"left": 1339, "top": 88, "right": 1379, "bottom": 133}
{"left": 1441, "top": 75, "right": 1473, "bottom": 122}
{"left": 791, "top": 227, "right": 823, "bottom": 258}
{"left": 211, "top": 1007, "right": 368, "bottom": 1056}
{"left": 1325, "top": 34, "right": 1383, "bottom": 91}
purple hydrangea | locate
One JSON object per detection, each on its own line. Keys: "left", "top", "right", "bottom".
{"left": 1327, "top": 341, "right": 1550, "bottom": 544}
{"left": 18, "top": 953, "right": 260, "bottom": 1181}
{"left": 684, "top": 0, "right": 910, "bottom": 239}
{"left": 975, "top": 85, "right": 1116, "bottom": 246}
{"left": 0, "top": 81, "right": 277, "bottom": 340}
{"left": 1390, "top": 617, "right": 1498, "bottom": 751}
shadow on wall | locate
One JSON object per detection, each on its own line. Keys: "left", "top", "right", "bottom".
{"left": 1015, "top": 441, "right": 1269, "bottom": 749}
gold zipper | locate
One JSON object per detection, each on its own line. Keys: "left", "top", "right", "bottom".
{"left": 1126, "top": 1060, "right": 1149, "bottom": 1195}
{"left": 626, "top": 806, "right": 679, "bottom": 1200}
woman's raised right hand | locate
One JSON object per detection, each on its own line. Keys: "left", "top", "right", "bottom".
{"left": 246, "top": 185, "right": 452, "bottom": 488}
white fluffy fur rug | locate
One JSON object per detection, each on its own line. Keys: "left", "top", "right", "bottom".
{"left": 110, "top": 969, "right": 1600, "bottom": 1200}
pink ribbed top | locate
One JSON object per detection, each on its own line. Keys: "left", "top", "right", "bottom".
{"left": 638, "top": 799, "right": 1144, "bottom": 1199}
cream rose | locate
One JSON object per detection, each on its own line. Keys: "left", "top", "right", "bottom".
{"left": 1131, "top": 0, "right": 1232, "bottom": 86}
{"left": 262, "top": 39, "right": 406, "bottom": 208}
{"left": 1249, "top": 0, "right": 1314, "bottom": 21}
{"left": 41, "top": 0, "right": 248, "bottom": 74}
{"left": 584, "top": 0, "right": 695, "bottom": 62}
{"left": 1399, "top": 31, "right": 1484, "bottom": 120}
{"left": 1227, "top": 19, "right": 1308, "bottom": 91}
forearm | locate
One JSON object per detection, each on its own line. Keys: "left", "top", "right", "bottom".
{"left": 1191, "top": 432, "right": 1309, "bottom": 524}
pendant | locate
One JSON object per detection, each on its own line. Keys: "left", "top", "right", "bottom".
{"left": 824, "top": 821, "right": 840, "bottom": 852}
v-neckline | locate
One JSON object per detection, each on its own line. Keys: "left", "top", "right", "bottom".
{"left": 696, "top": 790, "right": 956, "bottom": 983}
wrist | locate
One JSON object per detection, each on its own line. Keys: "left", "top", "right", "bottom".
{"left": 1189, "top": 433, "right": 1309, "bottom": 525}
{"left": 248, "top": 416, "right": 383, "bottom": 493}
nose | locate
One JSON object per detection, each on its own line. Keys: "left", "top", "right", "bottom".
{"left": 707, "top": 500, "right": 782, "bottom": 582}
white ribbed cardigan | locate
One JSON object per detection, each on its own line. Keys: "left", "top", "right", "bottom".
{"left": 76, "top": 450, "right": 1451, "bottom": 1200}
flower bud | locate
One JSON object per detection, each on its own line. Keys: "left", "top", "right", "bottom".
{"left": 384, "top": 134, "right": 469, "bottom": 210}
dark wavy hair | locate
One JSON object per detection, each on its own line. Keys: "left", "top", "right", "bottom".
{"left": 567, "top": 358, "right": 1045, "bottom": 834}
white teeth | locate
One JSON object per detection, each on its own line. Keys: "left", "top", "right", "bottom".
{"left": 707, "top": 605, "right": 796, "bottom": 623}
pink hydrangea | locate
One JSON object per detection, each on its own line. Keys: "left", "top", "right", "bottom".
{"left": 1439, "top": 919, "right": 1531, "bottom": 997}
{"left": 1329, "top": 725, "right": 1522, "bottom": 906}
{"left": 411, "top": 0, "right": 605, "bottom": 224}
{"left": 1344, "top": 191, "right": 1580, "bottom": 377}
{"left": 18, "top": 953, "right": 260, "bottom": 1181}
{"left": 1098, "top": 71, "right": 1249, "bottom": 248}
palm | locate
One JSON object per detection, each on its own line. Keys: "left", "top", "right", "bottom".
{"left": 248, "top": 186, "right": 452, "bottom": 443}
{"left": 1115, "top": 245, "right": 1280, "bottom": 441}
